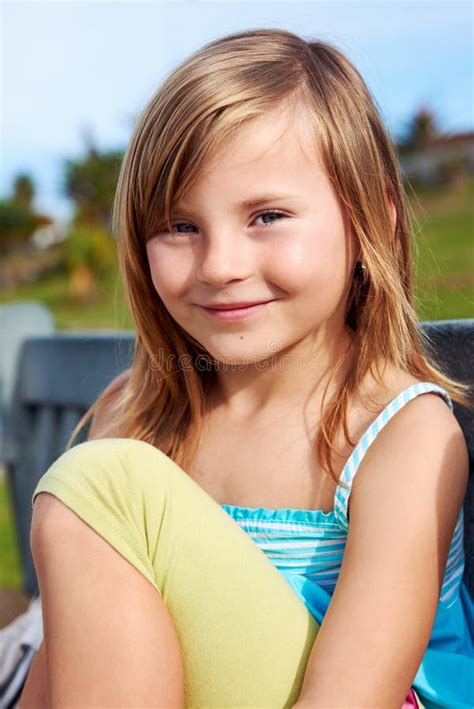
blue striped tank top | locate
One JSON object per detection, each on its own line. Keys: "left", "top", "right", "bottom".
{"left": 220, "top": 381, "right": 474, "bottom": 709}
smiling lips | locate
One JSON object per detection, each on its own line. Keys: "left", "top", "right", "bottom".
{"left": 201, "top": 299, "right": 274, "bottom": 310}
{"left": 197, "top": 299, "right": 275, "bottom": 321}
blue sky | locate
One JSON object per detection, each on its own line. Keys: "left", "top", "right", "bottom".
{"left": 1, "top": 0, "right": 473, "bottom": 223}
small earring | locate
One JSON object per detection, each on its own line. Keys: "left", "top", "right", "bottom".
{"left": 355, "top": 260, "right": 369, "bottom": 282}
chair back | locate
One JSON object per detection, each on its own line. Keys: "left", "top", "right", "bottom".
{"left": 6, "top": 332, "right": 134, "bottom": 596}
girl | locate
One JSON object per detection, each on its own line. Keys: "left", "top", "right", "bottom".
{"left": 23, "top": 28, "right": 473, "bottom": 709}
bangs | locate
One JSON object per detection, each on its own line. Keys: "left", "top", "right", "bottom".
{"left": 141, "top": 101, "right": 287, "bottom": 244}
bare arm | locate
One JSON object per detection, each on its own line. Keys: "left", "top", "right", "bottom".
{"left": 295, "top": 394, "right": 468, "bottom": 707}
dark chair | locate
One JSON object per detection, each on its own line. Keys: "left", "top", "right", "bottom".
{"left": 5, "top": 332, "right": 135, "bottom": 597}
{"left": 3, "top": 320, "right": 473, "bottom": 600}
{"left": 421, "top": 320, "right": 473, "bottom": 596}
{"left": 0, "top": 301, "right": 55, "bottom": 467}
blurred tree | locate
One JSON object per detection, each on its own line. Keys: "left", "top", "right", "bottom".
{"left": 62, "top": 226, "right": 117, "bottom": 301}
{"left": 12, "top": 174, "right": 35, "bottom": 210}
{"left": 60, "top": 132, "right": 123, "bottom": 299}
{"left": 0, "top": 201, "right": 37, "bottom": 255}
{"left": 63, "top": 137, "right": 123, "bottom": 229}
{"left": 397, "top": 105, "right": 441, "bottom": 154}
{"left": 0, "top": 173, "right": 52, "bottom": 256}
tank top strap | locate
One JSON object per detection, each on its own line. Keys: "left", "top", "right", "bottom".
{"left": 333, "top": 382, "right": 453, "bottom": 532}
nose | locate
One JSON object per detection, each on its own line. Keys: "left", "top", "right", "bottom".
{"left": 195, "top": 231, "right": 255, "bottom": 286}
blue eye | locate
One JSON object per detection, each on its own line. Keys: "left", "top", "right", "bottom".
{"left": 154, "top": 222, "right": 197, "bottom": 237}
{"left": 254, "top": 210, "right": 286, "bottom": 226}
{"left": 157, "top": 209, "right": 286, "bottom": 237}
{"left": 171, "top": 223, "right": 197, "bottom": 234}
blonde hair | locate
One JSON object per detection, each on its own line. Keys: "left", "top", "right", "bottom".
{"left": 67, "top": 27, "right": 471, "bottom": 481}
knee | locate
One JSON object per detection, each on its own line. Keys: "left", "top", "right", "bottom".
{"left": 33, "top": 438, "right": 186, "bottom": 515}
{"left": 31, "top": 438, "right": 181, "bottom": 589}
{"left": 30, "top": 492, "right": 63, "bottom": 566}
{"left": 50, "top": 438, "right": 163, "bottom": 475}
{"left": 30, "top": 490, "right": 93, "bottom": 584}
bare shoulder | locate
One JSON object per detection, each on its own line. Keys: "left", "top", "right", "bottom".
{"left": 358, "top": 367, "right": 464, "bottom": 444}
{"left": 88, "top": 367, "right": 132, "bottom": 440}
{"left": 350, "top": 370, "right": 468, "bottom": 526}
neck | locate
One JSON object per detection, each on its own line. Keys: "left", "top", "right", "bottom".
{"left": 207, "top": 326, "right": 356, "bottom": 421}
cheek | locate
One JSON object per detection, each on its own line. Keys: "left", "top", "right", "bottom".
{"left": 146, "top": 242, "right": 191, "bottom": 300}
{"left": 274, "top": 223, "right": 350, "bottom": 296}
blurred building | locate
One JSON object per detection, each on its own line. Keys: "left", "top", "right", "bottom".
{"left": 399, "top": 131, "right": 474, "bottom": 186}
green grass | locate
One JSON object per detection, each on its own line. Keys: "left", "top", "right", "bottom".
{"left": 411, "top": 179, "right": 474, "bottom": 320}
{"left": 0, "top": 473, "right": 23, "bottom": 588}
{"left": 0, "top": 178, "right": 472, "bottom": 591}
{"left": 0, "top": 268, "right": 134, "bottom": 330}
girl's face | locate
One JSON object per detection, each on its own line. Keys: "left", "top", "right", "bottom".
{"left": 146, "top": 104, "right": 357, "bottom": 366}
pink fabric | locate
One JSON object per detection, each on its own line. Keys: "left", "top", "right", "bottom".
{"left": 402, "top": 688, "right": 421, "bottom": 708}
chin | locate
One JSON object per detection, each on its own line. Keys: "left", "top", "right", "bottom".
{"left": 198, "top": 341, "right": 283, "bottom": 369}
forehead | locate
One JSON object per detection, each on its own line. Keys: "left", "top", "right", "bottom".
{"left": 179, "top": 105, "right": 326, "bottom": 206}
{"left": 213, "top": 105, "right": 319, "bottom": 171}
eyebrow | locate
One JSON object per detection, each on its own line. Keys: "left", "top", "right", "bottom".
{"left": 234, "top": 194, "right": 303, "bottom": 210}
{"left": 174, "top": 193, "right": 302, "bottom": 214}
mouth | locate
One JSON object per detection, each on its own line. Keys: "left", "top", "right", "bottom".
{"left": 200, "top": 299, "right": 274, "bottom": 310}
{"left": 196, "top": 299, "right": 275, "bottom": 322}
